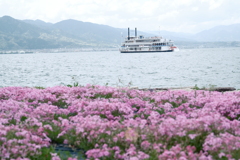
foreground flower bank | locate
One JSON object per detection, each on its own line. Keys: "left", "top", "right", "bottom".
{"left": 0, "top": 85, "right": 240, "bottom": 160}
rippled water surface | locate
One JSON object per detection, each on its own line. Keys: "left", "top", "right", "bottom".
{"left": 1, "top": 47, "right": 240, "bottom": 89}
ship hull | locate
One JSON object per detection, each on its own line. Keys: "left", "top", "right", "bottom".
{"left": 120, "top": 50, "right": 173, "bottom": 53}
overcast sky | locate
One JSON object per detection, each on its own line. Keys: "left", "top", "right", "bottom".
{"left": 0, "top": 0, "right": 240, "bottom": 33}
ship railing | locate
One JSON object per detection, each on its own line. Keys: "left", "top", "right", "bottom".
{"left": 124, "top": 36, "right": 163, "bottom": 40}
{"left": 137, "top": 36, "right": 162, "bottom": 39}
{"left": 152, "top": 45, "right": 169, "bottom": 47}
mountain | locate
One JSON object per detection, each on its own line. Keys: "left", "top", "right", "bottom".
{"left": 147, "top": 23, "right": 240, "bottom": 42}
{"left": 23, "top": 19, "right": 126, "bottom": 45}
{"left": 144, "top": 30, "right": 194, "bottom": 42}
{"left": 0, "top": 16, "right": 51, "bottom": 49}
{"left": 0, "top": 16, "right": 91, "bottom": 50}
{"left": 0, "top": 15, "right": 240, "bottom": 50}
{"left": 53, "top": 19, "right": 123, "bottom": 45}
{"left": 194, "top": 24, "right": 240, "bottom": 41}
{"left": 23, "top": 19, "right": 126, "bottom": 44}
{"left": 54, "top": 20, "right": 156, "bottom": 46}
{"left": 22, "top": 19, "right": 53, "bottom": 29}
{"left": 0, "top": 16, "right": 154, "bottom": 50}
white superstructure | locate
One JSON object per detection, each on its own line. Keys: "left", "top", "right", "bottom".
{"left": 120, "top": 28, "right": 178, "bottom": 53}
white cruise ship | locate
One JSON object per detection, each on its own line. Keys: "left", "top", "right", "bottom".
{"left": 120, "top": 28, "right": 178, "bottom": 53}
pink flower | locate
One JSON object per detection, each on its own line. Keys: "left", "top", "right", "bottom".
{"left": 51, "top": 153, "right": 61, "bottom": 160}
{"left": 63, "top": 139, "right": 68, "bottom": 144}
{"left": 129, "top": 157, "right": 139, "bottom": 160}
{"left": 218, "top": 152, "right": 226, "bottom": 158}
{"left": 141, "top": 141, "right": 151, "bottom": 150}
{"left": 67, "top": 158, "right": 78, "bottom": 160}
{"left": 188, "top": 134, "right": 198, "bottom": 140}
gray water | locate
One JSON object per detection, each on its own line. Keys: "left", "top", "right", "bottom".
{"left": 1, "top": 47, "right": 240, "bottom": 89}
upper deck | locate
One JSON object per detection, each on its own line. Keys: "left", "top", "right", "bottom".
{"left": 123, "top": 35, "right": 173, "bottom": 44}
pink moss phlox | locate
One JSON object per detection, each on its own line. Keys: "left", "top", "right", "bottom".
{"left": 1, "top": 85, "right": 240, "bottom": 159}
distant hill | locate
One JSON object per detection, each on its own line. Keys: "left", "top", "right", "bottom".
{"left": 0, "top": 16, "right": 91, "bottom": 50}
{"left": 53, "top": 19, "right": 124, "bottom": 44}
{"left": 147, "top": 23, "right": 240, "bottom": 42}
{"left": 1, "top": 16, "right": 153, "bottom": 50}
{"left": 194, "top": 24, "right": 240, "bottom": 41}
{"left": 22, "top": 19, "right": 53, "bottom": 29}
{"left": 145, "top": 30, "right": 195, "bottom": 42}
{"left": 1, "top": 15, "right": 240, "bottom": 50}
{"left": 24, "top": 19, "right": 151, "bottom": 45}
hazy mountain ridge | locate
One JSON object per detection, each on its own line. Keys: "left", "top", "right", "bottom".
{"left": 20, "top": 19, "right": 240, "bottom": 43}
{"left": 0, "top": 15, "right": 240, "bottom": 50}
{"left": 149, "top": 23, "right": 240, "bottom": 42}
{"left": 23, "top": 19, "right": 54, "bottom": 29}
{"left": 24, "top": 19, "right": 152, "bottom": 45}
{"left": 53, "top": 19, "right": 124, "bottom": 44}
{"left": 194, "top": 24, "right": 240, "bottom": 41}
{"left": 0, "top": 16, "right": 92, "bottom": 50}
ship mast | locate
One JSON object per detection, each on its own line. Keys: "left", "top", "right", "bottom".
{"left": 135, "top": 28, "right": 137, "bottom": 37}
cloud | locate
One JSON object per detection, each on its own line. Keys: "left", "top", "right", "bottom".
{"left": 158, "top": 11, "right": 180, "bottom": 21}
{"left": 192, "top": 7, "right": 199, "bottom": 11}
{"left": 201, "top": 0, "right": 224, "bottom": 10}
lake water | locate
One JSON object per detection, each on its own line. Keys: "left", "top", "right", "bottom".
{"left": 1, "top": 47, "right": 240, "bottom": 89}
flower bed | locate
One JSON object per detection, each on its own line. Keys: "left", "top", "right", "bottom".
{"left": 0, "top": 85, "right": 240, "bottom": 160}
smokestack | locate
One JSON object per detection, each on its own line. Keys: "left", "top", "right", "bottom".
{"left": 128, "top": 28, "right": 130, "bottom": 40}
{"left": 135, "top": 28, "right": 137, "bottom": 37}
